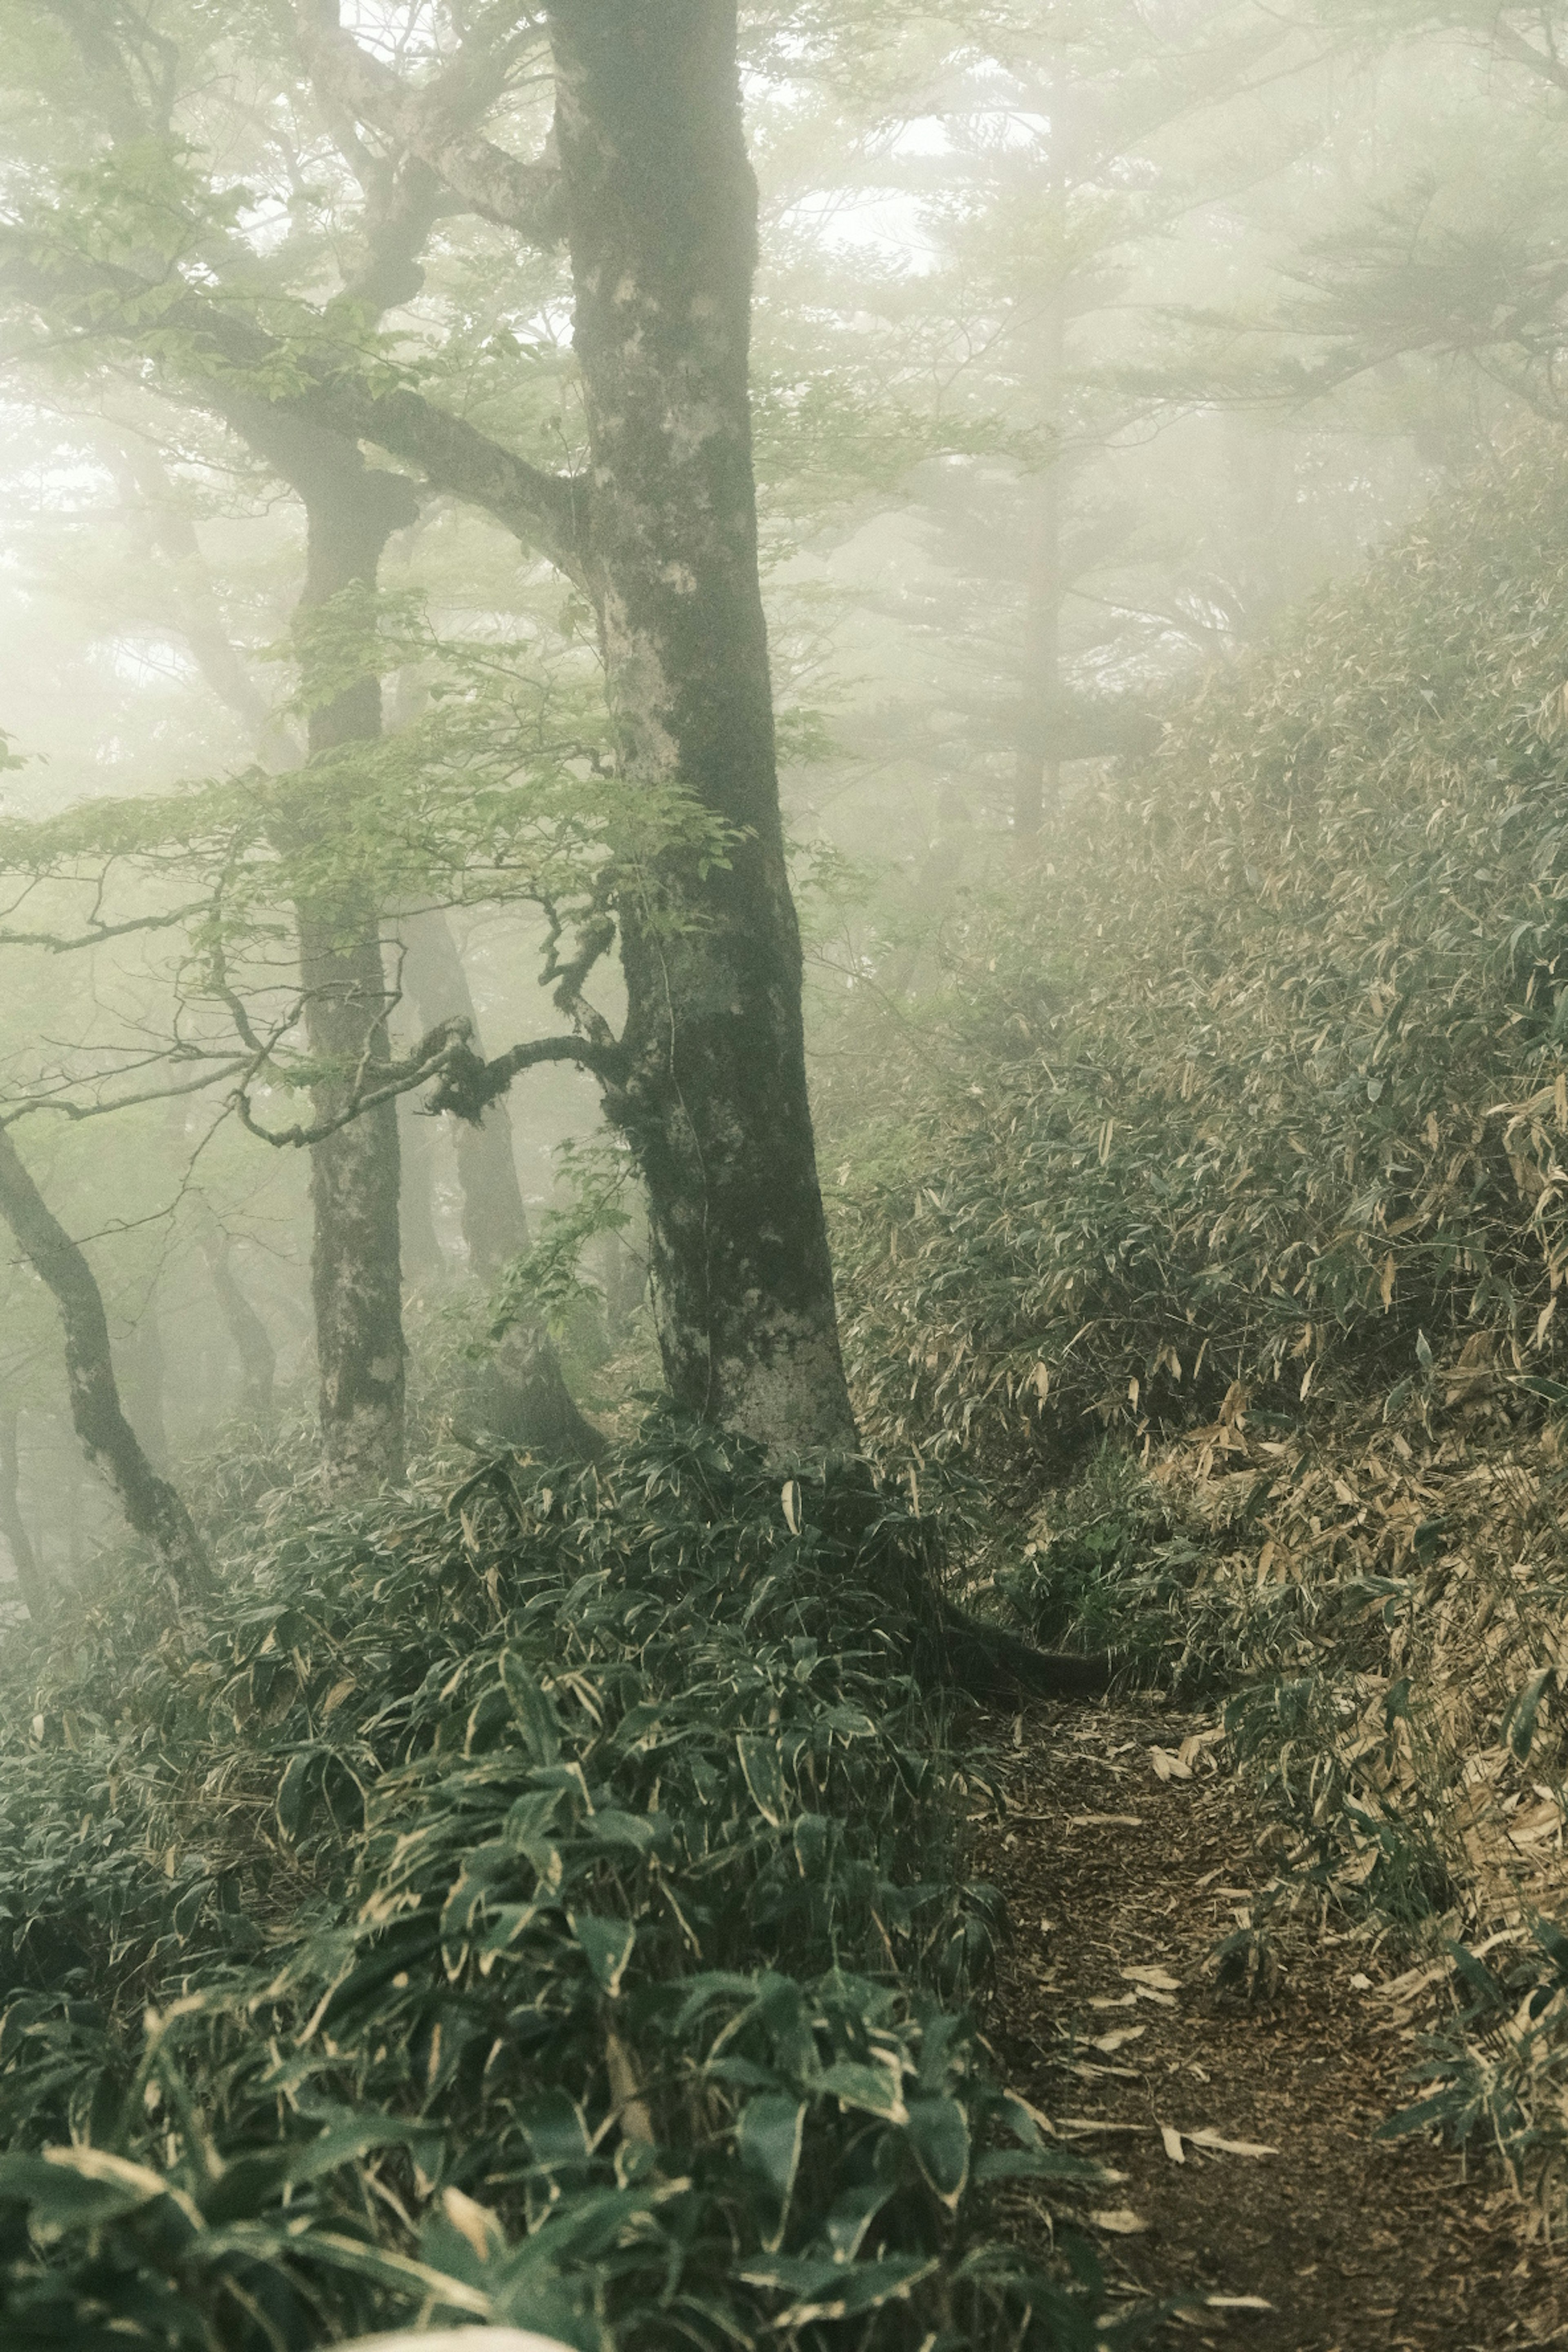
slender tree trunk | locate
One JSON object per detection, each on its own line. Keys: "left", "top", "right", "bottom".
{"left": 551, "top": 0, "right": 856, "bottom": 1455}
{"left": 0, "top": 1129, "right": 209, "bottom": 1592}
{"left": 399, "top": 907, "right": 606, "bottom": 1457}
{"left": 285, "top": 452, "right": 420, "bottom": 1491}
{"left": 198, "top": 1226, "right": 277, "bottom": 1421}
{"left": 0, "top": 1406, "right": 48, "bottom": 1624}
{"left": 398, "top": 910, "right": 530, "bottom": 1280}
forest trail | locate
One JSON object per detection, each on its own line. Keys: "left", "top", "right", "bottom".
{"left": 976, "top": 1701, "right": 1568, "bottom": 2350}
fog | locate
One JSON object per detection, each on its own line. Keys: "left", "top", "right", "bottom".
{"left": 0, "top": 4, "right": 1562, "bottom": 2333}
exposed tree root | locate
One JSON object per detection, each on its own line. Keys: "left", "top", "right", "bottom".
{"left": 937, "top": 1601, "right": 1111, "bottom": 1700}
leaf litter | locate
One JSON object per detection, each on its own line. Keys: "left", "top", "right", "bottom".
{"left": 975, "top": 1695, "right": 1567, "bottom": 2348}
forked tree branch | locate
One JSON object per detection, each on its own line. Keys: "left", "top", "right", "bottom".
{"left": 0, "top": 245, "right": 589, "bottom": 577}
{"left": 296, "top": 0, "right": 566, "bottom": 245}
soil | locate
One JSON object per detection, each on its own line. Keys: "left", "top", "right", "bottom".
{"left": 972, "top": 1697, "right": 1568, "bottom": 2350}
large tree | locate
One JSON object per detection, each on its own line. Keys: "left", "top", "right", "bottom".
{"left": 1, "top": 0, "right": 860, "bottom": 1455}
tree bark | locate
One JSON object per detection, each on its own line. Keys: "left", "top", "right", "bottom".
{"left": 0, "top": 1129, "right": 210, "bottom": 1592}
{"left": 0, "top": 1405, "right": 49, "bottom": 1624}
{"left": 549, "top": 0, "right": 856, "bottom": 1455}
{"left": 398, "top": 907, "right": 606, "bottom": 1458}
{"left": 285, "top": 454, "right": 419, "bottom": 1492}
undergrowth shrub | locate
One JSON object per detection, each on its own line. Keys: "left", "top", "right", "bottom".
{"left": 835, "top": 431, "right": 1568, "bottom": 1498}
{"left": 0, "top": 1417, "right": 1110, "bottom": 2349}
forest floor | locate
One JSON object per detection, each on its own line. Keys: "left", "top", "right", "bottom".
{"left": 973, "top": 1697, "right": 1568, "bottom": 2350}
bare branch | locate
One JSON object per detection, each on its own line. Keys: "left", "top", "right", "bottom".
{"left": 0, "top": 1054, "right": 257, "bottom": 1131}
{"left": 0, "top": 898, "right": 214, "bottom": 954}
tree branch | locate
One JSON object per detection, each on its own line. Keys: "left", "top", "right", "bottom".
{"left": 0, "top": 245, "right": 589, "bottom": 576}
{"left": 232, "top": 1014, "right": 479, "bottom": 1147}
{"left": 296, "top": 0, "right": 565, "bottom": 245}
{"left": 423, "top": 1029, "right": 627, "bottom": 1123}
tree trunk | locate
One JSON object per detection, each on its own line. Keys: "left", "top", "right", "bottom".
{"left": 398, "top": 907, "right": 606, "bottom": 1458}
{"left": 0, "top": 1405, "right": 49, "bottom": 1624}
{"left": 398, "top": 909, "right": 533, "bottom": 1281}
{"left": 551, "top": 0, "right": 856, "bottom": 1456}
{"left": 0, "top": 1129, "right": 210, "bottom": 1592}
{"left": 287, "top": 452, "right": 420, "bottom": 1492}
{"left": 198, "top": 1226, "right": 277, "bottom": 1421}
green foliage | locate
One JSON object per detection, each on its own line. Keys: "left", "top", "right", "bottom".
{"left": 486, "top": 1140, "right": 635, "bottom": 1344}
{"left": 0, "top": 1419, "right": 1109, "bottom": 2348}
{"left": 837, "top": 432, "right": 1568, "bottom": 1494}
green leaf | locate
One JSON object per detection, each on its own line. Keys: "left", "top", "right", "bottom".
{"left": 500, "top": 1653, "right": 561, "bottom": 1764}
{"left": 276, "top": 1749, "right": 314, "bottom": 1838}
{"left": 1502, "top": 1666, "right": 1555, "bottom": 1760}
{"left": 903, "top": 2094, "right": 969, "bottom": 2204}
{"left": 736, "top": 2093, "right": 805, "bottom": 2248}
{"left": 974, "top": 2147, "right": 1102, "bottom": 2183}
{"left": 0, "top": 2145, "right": 200, "bottom": 2234}
{"left": 823, "top": 2177, "right": 893, "bottom": 2261}
{"left": 570, "top": 1912, "right": 635, "bottom": 1997}
{"left": 737, "top": 1735, "right": 789, "bottom": 1828}
{"left": 816, "top": 2060, "right": 907, "bottom": 2122}
{"left": 520, "top": 2088, "right": 592, "bottom": 2172}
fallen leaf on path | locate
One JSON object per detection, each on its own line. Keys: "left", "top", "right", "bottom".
{"left": 1205, "top": 2295, "right": 1274, "bottom": 2311}
{"left": 1187, "top": 2127, "right": 1277, "bottom": 2158}
{"left": 1348, "top": 1971, "right": 1372, "bottom": 1990}
{"left": 1090, "top": 1993, "right": 1138, "bottom": 2011}
{"left": 1134, "top": 1984, "right": 1176, "bottom": 2006}
{"left": 1088, "top": 2024, "right": 1147, "bottom": 2055}
{"left": 1089, "top": 2208, "right": 1148, "bottom": 2234}
{"left": 1160, "top": 2124, "right": 1185, "bottom": 2163}
{"left": 1065, "top": 1812, "right": 1145, "bottom": 1828}
{"left": 1178, "top": 1727, "right": 1226, "bottom": 1768}
{"left": 1123, "top": 1964, "right": 1183, "bottom": 1992}
{"left": 1149, "top": 1746, "right": 1193, "bottom": 1782}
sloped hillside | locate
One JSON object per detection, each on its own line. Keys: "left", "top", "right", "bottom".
{"left": 835, "top": 434, "right": 1568, "bottom": 2232}
{"left": 839, "top": 433, "right": 1568, "bottom": 1489}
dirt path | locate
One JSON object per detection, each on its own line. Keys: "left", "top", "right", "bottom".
{"left": 973, "top": 1699, "right": 1568, "bottom": 2350}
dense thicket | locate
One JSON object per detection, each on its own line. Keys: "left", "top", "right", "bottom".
{"left": 839, "top": 433, "right": 1568, "bottom": 1489}
{"left": 0, "top": 1422, "right": 1102, "bottom": 2348}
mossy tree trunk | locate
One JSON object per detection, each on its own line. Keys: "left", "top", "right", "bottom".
{"left": 288, "top": 454, "right": 419, "bottom": 1492}
{"left": 550, "top": 0, "right": 857, "bottom": 1455}
{"left": 0, "top": 1405, "right": 49, "bottom": 1624}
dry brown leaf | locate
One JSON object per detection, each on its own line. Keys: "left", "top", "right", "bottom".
{"left": 1160, "top": 2124, "right": 1185, "bottom": 2163}
{"left": 1088, "top": 2024, "right": 1147, "bottom": 2056}
{"left": 1186, "top": 2127, "right": 1277, "bottom": 2158}
{"left": 1089, "top": 2207, "right": 1148, "bottom": 2235}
